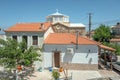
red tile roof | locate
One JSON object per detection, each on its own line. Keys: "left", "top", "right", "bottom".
{"left": 110, "top": 38, "right": 120, "bottom": 42}
{"left": 5, "top": 22, "right": 51, "bottom": 32}
{"left": 99, "top": 44, "right": 116, "bottom": 51}
{"left": 44, "top": 33, "right": 116, "bottom": 51}
{"left": 44, "top": 33, "right": 98, "bottom": 45}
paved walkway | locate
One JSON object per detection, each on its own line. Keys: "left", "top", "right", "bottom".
{"left": 69, "top": 70, "right": 101, "bottom": 80}
{"left": 27, "top": 70, "right": 52, "bottom": 80}
{"left": 27, "top": 69, "right": 120, "bottom": 80}
{"left": 99, "top": 70, "right": 120, "bottom": 78}
{"left": 27, "top": 70, "right": 102, "bottom": 80}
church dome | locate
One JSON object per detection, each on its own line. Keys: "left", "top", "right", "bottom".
{"left": 46, "top": 10, "right": 69, "bottom": 23}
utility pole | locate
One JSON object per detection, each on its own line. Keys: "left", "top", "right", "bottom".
{"left": 76, "top": 30, "right": 79, "bottom": 49}
{"left": 88, "top": 13, "right": 92, "bottom": 38}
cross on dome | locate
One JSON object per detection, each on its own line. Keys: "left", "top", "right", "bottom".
{"left": 56, "top": 9, "right": 59, "bottom": 13}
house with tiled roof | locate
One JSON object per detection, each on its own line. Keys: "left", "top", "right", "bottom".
{"left": 43, "top": 33, "right": 115, "bottom": 70}
{"left": 111, "top": 22, "right": 120, "bottom": 38}
{"left": 4, "top": 22, "right": 53, "bottom": 70}
{"left": 110, "top": 22, "right": 120, "bottom": 44}
{"left": 5, "top": 22, "right": 53, "bottom": 48}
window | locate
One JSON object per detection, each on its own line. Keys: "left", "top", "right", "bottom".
{"left": 22, "top": 35, "right": 27, "bottom": 44}
{"left": 32, "top": 36, "right": 38, "bottom": 45}
{"left": 22, "top": 35, "right": 27, "bottom": 49}
{"left": 12, "top": 35, "right": 17, "bottom": 41}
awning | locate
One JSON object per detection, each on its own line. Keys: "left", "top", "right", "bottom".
{"left": 99, "top": 44, "right": 116, "bottom": 51}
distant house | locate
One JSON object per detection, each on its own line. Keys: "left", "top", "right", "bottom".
{"left": 110, "top": 38, "right": 120, "bottom": 44}
{"left": 47, "top": 11, "right": 86, "bottom": 36}
{"left": 43, "top": 33, "right": 115, "bottom": 70}
{"left": 110, "top": 22, "right": 120, "bottom": 44}
{"left": 111, "top": 22, "right": 120, "bottom": 38}
{"left": 4, "top": 22, "right": 53, "bottom": 70}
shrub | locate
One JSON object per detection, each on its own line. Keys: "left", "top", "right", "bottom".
{"left": 52, "top": 70, "right": 60, "bottom": 79}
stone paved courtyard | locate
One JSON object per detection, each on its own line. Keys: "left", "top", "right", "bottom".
{"left": 26, "top": 69, "right": 120, "bottom": 80}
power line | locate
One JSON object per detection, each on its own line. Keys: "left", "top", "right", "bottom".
{"left": 85, "top": 18, "right": 120, "bottom": 31}
{"left": 94, "top": 18, "right": 120, "bottom": 25}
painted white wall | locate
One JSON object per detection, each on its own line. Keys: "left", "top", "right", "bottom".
{"left": 62, "top": 52, "right": 98, "bottom": 64}
{"left": 44, "top": 44, "right": 98, "bottom": 53}
{"left": 6, "top": 32, "right": 44, "bottom": 48}
{"left": 33, "top": 50, "right": 44, "bottom": 71}
{"left": 43, "top": 52, "right": 52, "bottom": 68}
{"left": 43, "top": 44, "right": 98, "bottom": 68}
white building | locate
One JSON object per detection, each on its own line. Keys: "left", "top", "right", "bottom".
{"left": 43, "top": 33, "right": 99, "bottom": 70}
{"left": 43, "top": 33, "right": 116, "bottom": 70}
{"left": 5, "top": 22, "right": 53, "bottom": 70}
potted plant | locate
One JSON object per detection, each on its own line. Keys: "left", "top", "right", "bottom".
{"left": 59, "top": 67, "right": 63, "bottom": 72}
{"left": 52, "top": 70, "right": 60, "bottom": 80}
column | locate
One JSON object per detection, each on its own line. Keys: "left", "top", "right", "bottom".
{"left": 27, "top": 35, "right": 32, "bottom": 48}
{"left": 38, "top": 36, "right": 43, "bottom": 48}
{"left": 17, "top": 35, "right": 22, "bottom": 43}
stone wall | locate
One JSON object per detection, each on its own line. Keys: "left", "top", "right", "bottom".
{"left": 61, "top": 62, "right": 98, "bottom": 70}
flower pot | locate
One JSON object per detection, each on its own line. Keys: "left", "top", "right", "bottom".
{"left": 49, "top": 67, "right": 53, "bottom": 72}
{"left": 59, "top": 67, "right": 63, "bottom": 72}
{"left": 54, "top": 78, "right": 60, "bottom": 80}
{"left": 17, "top": 65, "right": 22, "bottom": 71}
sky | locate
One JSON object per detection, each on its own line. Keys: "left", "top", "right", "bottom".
{"left": 0, "top": 0, "right": 120, "bottom": 32}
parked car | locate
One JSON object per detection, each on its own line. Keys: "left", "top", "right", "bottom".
{"left": 100, "top": 52, "right": 118, "bottom": 62}
{"left": 112, "top": 61, "right": 120, "bottom": 71}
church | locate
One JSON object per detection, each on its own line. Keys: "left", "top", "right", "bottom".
{"left": 47, "top": 10, "right": 86, "bottom": 35}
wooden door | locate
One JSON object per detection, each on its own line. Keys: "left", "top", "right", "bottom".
{"left": 54, "top": 52, "right": 60, "bottom": 68}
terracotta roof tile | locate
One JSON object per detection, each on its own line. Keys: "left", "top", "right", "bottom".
{"left": 44, "top": 33, "right": 98, "bottom": 45}
{"left": 5, "top": 22, "right": 51, "bottom": 32}
{"left": 110, "top": 38, "right": 120, "bottom": 42}
{"left": 44, "top": 33, "right": 116, "bottom": 51}
{"left": 99, "top": 44, "right": 116, "bottom": 51}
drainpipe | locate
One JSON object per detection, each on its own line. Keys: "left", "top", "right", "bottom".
{"left": 76, "top": 31, "right": 79, "bottom": 49}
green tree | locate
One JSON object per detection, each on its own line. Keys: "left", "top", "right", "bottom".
{"left": 93, "top": 24, "right": 112, "bottom": 43}
{"left": 103, "top": 42, "right": 120, "bottom": 55}
{"left": 0, "top": 38, "right": 41, "bottom": 69}
{"left": 93, "top": 24, "right": 120, "bottom": 55}
{"left": 112, "top": 44, "right": 120, "bottom": 55}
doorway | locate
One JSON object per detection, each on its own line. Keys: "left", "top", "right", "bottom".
{"left": 54, "top": 52, "right": 60, "bottom": 68}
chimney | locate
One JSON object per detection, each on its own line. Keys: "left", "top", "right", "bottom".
{"left": 76, "top": 31, "right": 79, "bottom": 49}
{"left": 40, "top": 23, "right": 44, "bottom": 30}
